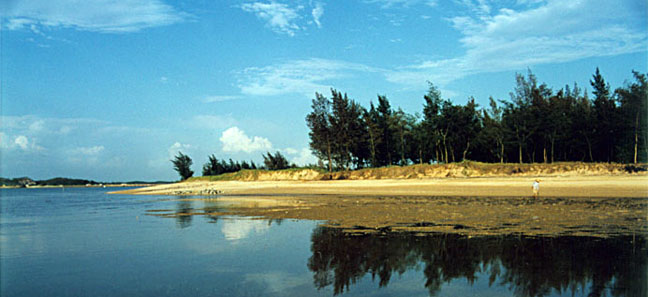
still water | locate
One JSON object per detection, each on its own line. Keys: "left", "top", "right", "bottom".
{"left": 1, "top": 188, "right": 645, "bottom": 297}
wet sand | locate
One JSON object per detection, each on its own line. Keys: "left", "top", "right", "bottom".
{"left": 118, "top": 175, "right": 648, "bottom": 237}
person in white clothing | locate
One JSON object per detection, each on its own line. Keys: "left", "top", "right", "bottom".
{"left": 532, "top": 179, "right": 540, "bottom": 198}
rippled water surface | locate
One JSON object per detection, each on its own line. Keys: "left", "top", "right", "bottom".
{"left": 1, "top": 188, "right": 645, "bottom": 297}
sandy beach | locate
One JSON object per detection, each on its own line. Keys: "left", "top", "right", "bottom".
{"left": 113, "top": 175, "right": 648, "bottom": 198}
{"left": 113, "top": 175, "right": 648, "bottom": 238}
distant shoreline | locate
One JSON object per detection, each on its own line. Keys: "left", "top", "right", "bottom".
{"left": 1, "top": 184, "right": 158, "bottom": 189}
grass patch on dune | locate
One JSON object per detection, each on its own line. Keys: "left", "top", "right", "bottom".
{"left": 187, "top": 162, "right": 645, "bottom": 182}
{"left": 188, "top": 167, "right": 328, "bottom": 182}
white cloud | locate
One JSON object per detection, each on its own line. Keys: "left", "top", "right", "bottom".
{"left": 2, "top": 134, "right": 45, "bottom": 151}
{"left": 221, "top": 219, "right": 270, "bottom": 241}
{"left": 168, "top": 142, "right": 192, "bottom": 159}
{"left": 2, "top": 0, "right": 187, "bottom": 33}
{"left": 14, "top": 136, "right": 29, "bottom": 150}
{"left": 220, "top": 127, "right": 272, "bottom": 154}
{"left": 238, "top": 58, "right": 382, "bottom": 97}
{"left": 386, "top": 0, "right": 648, "bottom": 88}
{"left": 284, "top": 147, "right": 317, "bottom": 166}
{"left": 311, "top": 2, "right": 324, "bottom": 28}
{"left": 240, "top": 2, "right": 302, "bottom": 36}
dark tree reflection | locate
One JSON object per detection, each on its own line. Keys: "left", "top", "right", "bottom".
{"left": 174, "top": 200, "right": 193, "bottom": 228}
{"left": 308, "top": 228, "right": 647, "bottom": 297}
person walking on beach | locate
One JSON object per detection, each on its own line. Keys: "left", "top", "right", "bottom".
{"left": 532, "top": 179, "right": 540, "bottom": 198}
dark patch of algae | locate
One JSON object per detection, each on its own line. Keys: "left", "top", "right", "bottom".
{"left": 146, "top": 195, "right": 648, "bottom": 238}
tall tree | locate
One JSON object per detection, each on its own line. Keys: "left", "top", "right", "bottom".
{"left": 306, "top": 92, "right": 334, "bottom": 171}
{"left": 503, "top": 71, "right": 542, "bottom": 163}
{"left": 616, "top": 71, "right": 648, "bottom": 163}
{"left": 329, "top": 89, "right": 363, "bottom": 170}
{"left": 481, "top": 97, "right": 505, "bottom": 163}
{"left": 421, "top": 83, "right": 444, "bottom": 163}
{"left": 591, "top": 67, "right": 618, "bottom": 162}
{"left": 172, "top": 152, "right": 194, "bottom": 181}
{"left": 363, "top": 103, "right": 382, "bottom": 167}
{"left": 376, "top": 95, "right": 395, "bottom": 166}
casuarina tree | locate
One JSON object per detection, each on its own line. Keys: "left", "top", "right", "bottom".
{"left": 172, "top": 152, "right": 194, "bottom": 181}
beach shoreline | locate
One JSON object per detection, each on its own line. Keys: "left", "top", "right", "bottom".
{"left": 111, "top": 175, "right": 648, "bottom": 198}
{"left": 113, "top": 175, "right": 648, "bottom": 238}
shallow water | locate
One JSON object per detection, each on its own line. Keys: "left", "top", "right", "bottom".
{"left": 1, "top": 188, "right": 645, "bottom": 297}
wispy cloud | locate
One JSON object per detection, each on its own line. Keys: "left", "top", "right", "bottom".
{"left": 311, "top": 2, "right": 324, "bottom": 28}
{"left": 387, "top": 0, "right": 648, "bottom": 88}
{"left": 202, "top": 95, "right": 241, "bottom": 103}
{"left": 1, "top": 115, "right": 107, "bottom": 136}
{"left": 70, "top": 145, "right": 105, "bottom": 156}
{"left": 2, "top": 0, "right": 188, "bottom": 33}
{"left": 365, "top": 0, "right": 438, "bottom": 8}
{"left": 244, "top": 271, "right": 310, "bottom": 293}
{"left": 168, "top": 142, "right": 192, "bottom": 159}
{"left": 237, "top": 58, "right": 382, "bottom": 97}
{"left": 220, "top": 127, "right": 272, "bottom": 154}
{"left": 190, "top": 114, "right": 238, "bottom": 130}
{"left": 240, "top": 2, "right": 302, "bottom": 36}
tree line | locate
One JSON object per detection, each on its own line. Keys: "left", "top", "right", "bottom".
{"left": 306, "top": 68, "right": 647, "bottom": 171}
{"left": 171, "top": 151, "right": 293, "bottom": 181}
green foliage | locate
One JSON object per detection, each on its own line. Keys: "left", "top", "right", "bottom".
{"left": 263, "top": 151, "right": 291, "bottom": 170}
{"left": 306, "top": 92, "right": 334, "bottom": 171}
{"left": 202, "top": 155, "right": 257, "bottom": 176}
{"left": 172, "top": 152, "right": 194, "bottom": 181}
{"left": 305, "top": 69, "right": 646, "bottom": 167}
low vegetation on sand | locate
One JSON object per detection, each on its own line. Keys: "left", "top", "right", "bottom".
{"left": 189, "top": 161, "right": 646, "bottom": 182}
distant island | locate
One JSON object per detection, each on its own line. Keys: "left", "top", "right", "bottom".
{"left": 0, "top": 177, "right": 171, "bottom": 188}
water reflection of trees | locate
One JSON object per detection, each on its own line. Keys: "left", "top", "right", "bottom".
{"left": 308, "top": 227, "right": 647, "bottom": 297}
{"left": 174, "top": 200, "right": 193, "bottom": 228}
{"left": 171, "top": 199, "right": 285, "bottom": 228}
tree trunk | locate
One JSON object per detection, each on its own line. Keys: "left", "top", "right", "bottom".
{"left": 462, "top": 140, "right": 470, "bottom": 161}
{"left": 400, "top": 130, "right": 405, "bottom": 165}
{"left": 634, "top": 112, "right": 639, "bottom": 164}
{"left": 368, "top": 129, "right": 376, "bottom": 167}
{"left": 518, "top": 143, "right": 523, "bottom": 164}
{"left": 550, "top": 138, "right": 555, "bottom": 163}
{"left": 419, "top": 148, "right": 423, "bottom": 165}
{"left": 585, "top": 136, "right": 593, "bottom": 162}
{"left": 499, "top": 139, "right": 504, "bottom": 164}
{"left": 326, "top": 139, "right": 332, "bottom": 172}
{"left": 442, "top": 133, "right": 448, "bottom": 164}
{"left": 543, "top": 146, "right": 547, "bottom": 163}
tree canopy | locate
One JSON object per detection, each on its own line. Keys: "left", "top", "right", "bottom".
{"left": 172, "top": 152, "right": 194, "bottom": 181}
{"left": 306, "top": 69, "right": 647, "bottom": 169}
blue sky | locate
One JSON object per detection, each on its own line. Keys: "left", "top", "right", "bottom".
{"left": 1, "top": 0, "right": 646, "bottom": 181}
